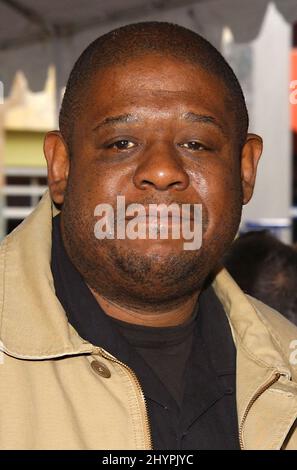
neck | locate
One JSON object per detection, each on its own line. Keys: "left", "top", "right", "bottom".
{"left": 89, "top": 287, "right": 200, "bottom": 327}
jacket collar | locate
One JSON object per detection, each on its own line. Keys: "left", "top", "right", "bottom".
{"left": 0, "top": 190, "right": 93, "bottom": 359}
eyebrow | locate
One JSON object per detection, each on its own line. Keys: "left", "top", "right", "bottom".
{"left": 93, "top": 111, "right": 226, "bottom": 135}
{"left": 182, "top": 112, "right": 226, "bottom": 136}
{"left": 92, "top": 114, "right": 137, "bottom": 131}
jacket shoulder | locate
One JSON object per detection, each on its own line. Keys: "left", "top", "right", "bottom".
{"left": 247, "top": 295, "right": 297, "bottom": 376}
{"left": 248, "top": 295, "right": 297, "bottom": 338}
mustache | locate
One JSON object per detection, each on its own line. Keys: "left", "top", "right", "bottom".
{"left": 111, "top": 199, "right": 209, "bottom": 229}
{"left": 124, "top": 196, "right": 197, "bottom": 206}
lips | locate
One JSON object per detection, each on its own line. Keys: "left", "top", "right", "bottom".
{"left": 124, "top": 214, "right": 193, "bottom": 222}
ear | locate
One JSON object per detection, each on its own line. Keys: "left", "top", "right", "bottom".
{"left": 43, "top": 131, "right": 69, "bottom": 205}
{"left": 241, "top": 133, "right": 263, "bottom": 205}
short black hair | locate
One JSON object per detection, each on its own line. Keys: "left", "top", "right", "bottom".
{"left": 224, "top": 231, "right": 297, "bottom": 326}
{"left": 59, "top": 21, "right": 249, "bottom": 150}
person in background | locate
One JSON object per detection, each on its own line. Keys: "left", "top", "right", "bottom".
{"left": 224, "top": 230, "right": 297, "bottom": 326}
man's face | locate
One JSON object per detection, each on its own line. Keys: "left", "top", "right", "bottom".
{"left": 45, "top": 54, "right": 262, "bottom": 307}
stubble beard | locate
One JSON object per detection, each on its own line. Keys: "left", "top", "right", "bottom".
{"left": 61, "top": 194, "right": 242, "bottom": 312}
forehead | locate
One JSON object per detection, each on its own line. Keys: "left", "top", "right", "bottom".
{"left": 83, "top": 55, "right": 233, "bottom": 129}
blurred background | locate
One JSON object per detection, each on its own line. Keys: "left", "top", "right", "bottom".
{"left": 1, "top": 0, "right": 297, "bottom": 242}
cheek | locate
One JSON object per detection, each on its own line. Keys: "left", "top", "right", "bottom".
{"left": 69, "top": 158, "right": 126, "bottom": 208}
{"left": 189, "top": 161, "right": 242, "bottom": 230}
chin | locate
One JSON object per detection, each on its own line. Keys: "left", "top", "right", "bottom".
{"left": 114, "top": 237, "right": 192, "bottom": 257}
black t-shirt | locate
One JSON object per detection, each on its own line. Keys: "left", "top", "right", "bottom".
{"left": 51, "top": 214, "right": 240, "bottom": 449}
{"left": 111, "top": 311, "right": 197, "bottom": 407}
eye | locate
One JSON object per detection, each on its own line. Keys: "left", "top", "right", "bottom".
{"left": 108, "top": 140, "right": 136, "bottom": 150}
{"left": 179, "top": 141, "right": 208, "bottom": 151}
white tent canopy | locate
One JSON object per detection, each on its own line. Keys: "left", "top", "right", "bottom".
{"left": 1, "top": 0, "right": 297, "bottom": 94}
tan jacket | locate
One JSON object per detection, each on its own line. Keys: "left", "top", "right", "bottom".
{"left": 0, "top": 191, "right": 297, "bottom": 450}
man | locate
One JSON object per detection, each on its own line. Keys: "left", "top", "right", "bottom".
{"left": 0, "top": 22, "right": 297, "bottom": 450}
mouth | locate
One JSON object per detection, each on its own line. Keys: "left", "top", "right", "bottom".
{"left": 93, "top": 198, "right": 203, "bottom": 249}
{"left": 124, "top": 214, "right": 193, "bottom": 223}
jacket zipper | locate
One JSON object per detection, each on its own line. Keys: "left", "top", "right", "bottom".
{"left": 93, "top": 347, "right": 153, "bottom": 450}
{"left": 239, "top": 371, "right": 281, "bottom": 450}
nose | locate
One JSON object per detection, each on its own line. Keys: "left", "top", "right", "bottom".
{"left": 133, "top": 143, "right": 189, "bottom": 191}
